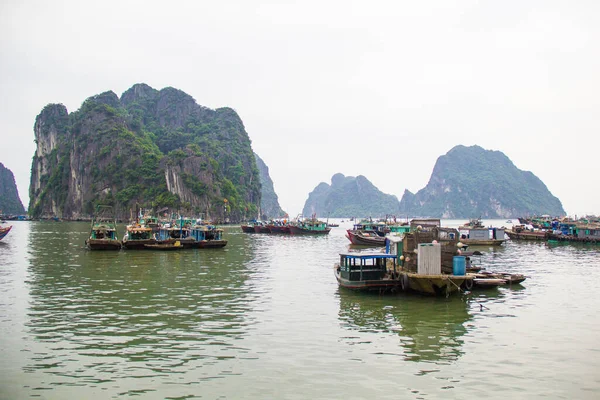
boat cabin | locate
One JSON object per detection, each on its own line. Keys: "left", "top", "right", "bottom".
{"left": 190, "top": 225, "right": 224, "bottom": 241}
{"left": 125, "top": 226, "right": 154, "bottom": 240}
{"left": 409, "top": 219, "right": 441, "bottom": 232}
{"left": 90, "top": 224, "right": 118, "bottom": 240}
{"left": 460, "top": 227, "right": 505, "bottom": 240}
{"left": 338, "top": 253, "right": 397, "bottom": 282}
{"left": 556, "top": 223, "right": 600, "bottom": 241}
{"left": 157, "top": 226, "right": 190, "bottom": 241}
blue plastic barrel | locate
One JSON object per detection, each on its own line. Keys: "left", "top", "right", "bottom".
{"left": 453, "top": 256, "right": 466, "bottom": 276}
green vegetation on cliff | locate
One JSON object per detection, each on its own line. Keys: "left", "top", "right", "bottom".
{"left": 399, "top": 145, "right": 565, "bottom": 218}
{"left": 29, "top": 84, "right": 263, "bottom": 221}
{"left": 0, "top": 163, "right": 25, "bottom": 214}
{"left": 254, "top": 153, "right": 286, "bottom": 219}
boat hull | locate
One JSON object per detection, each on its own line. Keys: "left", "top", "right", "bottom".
{"left": 289, "top": 226, "right": 331, "bottom": 235}
{"left": 122, "top": 239, "right": 158, "bottom": 250}
{"left": 461, "top": 239, "right": 504, "bottom": 246}
{"left": 86, "top": 239, "right": 122, "bottom": 250}
{"left": 547, "top": 234, "right": 600, "bottom": 244}
{"left": 334, "top": 267, "right": 400, "bottom": 292}
{"left": 0, "top": 225, "right": 12, "bottom": 240}
{"left": 346, "top": 230, "right": 385, "bottom": 246}
{"left": 506, "top": 230, "right": 548, "bottom": 241}
{"left": 401, "top": 272, "right": 470, "bottom": 296}
{"left": 240, "top": 225, "right": 256, "bottom": 233}
{"left": 267, "top": 225, "right": 290, "bottom": 234}
{"left": 198, "top": 240, "right": 228, "bottom": 249}
{"left": 144, "top": 243, "right": 183, "bottom": 251}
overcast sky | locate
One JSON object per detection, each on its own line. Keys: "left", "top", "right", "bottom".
{"left": 1, "top": 0, "right": 599, "bottom": 217}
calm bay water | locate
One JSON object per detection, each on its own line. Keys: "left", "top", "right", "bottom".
{"left": 1, "top": 219, "right": 599, "bottom": 399}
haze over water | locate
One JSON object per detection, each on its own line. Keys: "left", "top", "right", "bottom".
{"left": 0, "top": 219, "right": 599, "bottom": 399}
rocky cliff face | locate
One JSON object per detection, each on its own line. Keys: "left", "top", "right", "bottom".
{"left": 0, "top": 163, "right": 25, "bottom": 215}
{"left": 399, "top": 145, "right": 565, "bottom": 218}
{"left": 254, "top": 153, "right": 285, "bottom": 219}
{"left": 29, "top": 84, "right": 271, "bottom": 222}
{"left": 302, "top": 173, "right": 401, "bottom": 218}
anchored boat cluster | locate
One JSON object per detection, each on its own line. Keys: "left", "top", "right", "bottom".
{"left": 85, "top": 207, "right": 227, "bottom": 251}
{"left": 336, "top": 218, "right": 526, "bottom": 296}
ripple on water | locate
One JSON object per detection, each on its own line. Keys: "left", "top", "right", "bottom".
{"left": 1, "top": 222, "right": 600, "bottom": 398}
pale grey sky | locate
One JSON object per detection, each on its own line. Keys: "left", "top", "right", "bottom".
{"left": 1, "top": 0, "right": 599, "bottom": 217}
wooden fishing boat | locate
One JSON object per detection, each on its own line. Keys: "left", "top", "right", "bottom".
{"left": 85, "top": 206, "right": 121, "bottom": 250}
{"left": 469, "top": 272, "right": 526, "bottom": 287}
{"left": 334, "top": 252, "right": 401, "bottom": 291}
{"left": 0, "top": 225, "right": 12, "bottom": 241}
{"left": 288, "top": 216, "right": 331, "bottom": 235}
{"left": 267, "top": 224, "right": 290, "bottom": 234}
{"left": 121, "top": 225, "right": 157, "bottom": 249}
{"left": 459, "top": 227, "right": 505, "bottom": 246}
{"left": 505, "top": 225, "right": 549, "bottom": 241}
{"left": 472, "top": 278, "right": 506, "bottom": 288}
{"left": 192, "top": 224, "right": 228, "bottom": 248}
{"left": 546, "top": 222, "right": 600, "bottom": 244}
{"left": 346, "top": 230, "right": 387, "bottom": 246}
{"left": 253, "top": 223, "right": 271, "bottom": 233}
{"left": 156, "top": 224, "right": 191, "bottom": 245}
{"left": 241, "top": 220, "right": 261, "bottom": 233}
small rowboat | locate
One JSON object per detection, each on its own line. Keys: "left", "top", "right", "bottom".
{"left": 473, "top": 278, "right": 506, "bottom": 288}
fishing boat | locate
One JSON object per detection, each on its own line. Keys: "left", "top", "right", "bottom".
{"left": 458, "top": 227, "right": 506, "bottom": 246}
{"left": 253, "top": 221, "right": 271, "bottom": 233}
{"left": 459, "top": 217, "right": 484, "bottom": 229}
{"left": 0, "top": 225, "right": 12, "bottom": 241}
{"left": 121, "top": 224, "right": 157, "bottom": 249}
{"left": 546, "top": 222, "right": 600, "bottom": 244}
{"left": 241, "top": 220, "right": 263, "bottom": 233}
{"left": 288, "top": 215, "right": 331, "bottom": 235}
{"left": 267, "top": 222, "right": 290, "bottom": 234}
{"left": 156, "top": 223, "right": 191, "bottom": 246}
{"left": 478, "top": 272, "right": 526, "bottom": 285}
{"left": 190, "top": 224, "right": 228, "bottom": 248}
{"left": 334, "top": 252, "right": 401, "bottom": 291}
{"left": 346, "top": 230, "right": 387, "bottom": 246}
{"left": 472, "top": 277, "right": 506, "bottom": 288}
{"left": 85, "top": 206, "right": 121, "bottom": 250}
{"left": 505, "top": 225, "right": 549, "bottom": 241}
{"left": 346, "top": 219, "right": 410, "bottom": 246}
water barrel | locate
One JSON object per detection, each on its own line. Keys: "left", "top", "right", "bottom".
{"left": 453, "top": 256, "right": 466, "bottom": 276}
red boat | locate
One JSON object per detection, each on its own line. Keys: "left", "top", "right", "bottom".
{"left": 345, "top": 229, "right": 386, "bottom": 246}
{"left": 267, "top": 224, "right": 290, "bottom": 234}
{"left": 0, "top": 225, "right": 12, "bottom": 241}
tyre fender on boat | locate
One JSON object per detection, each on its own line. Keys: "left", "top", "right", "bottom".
{"left": 400, "top": 274, "right": 409, "bottom": 291}
{"left": 464, "top": 278, "right": 474, "bottom": 290}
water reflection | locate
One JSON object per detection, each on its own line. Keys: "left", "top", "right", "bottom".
{"left": 337, "top": 290, "right": 472, "bottom": 364}
{"left": 23, "top": 222, "right": 257, "bottom": 393}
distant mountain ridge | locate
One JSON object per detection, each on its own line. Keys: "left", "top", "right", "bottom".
{"left": 0, "top": 163, "right": 25, "bottom": 215}
{"left": 399, "top": 145, "right": 565, "bottom": 218}
{"left": 302, "top": 173, "right": 401, "bottom": 218}
{"left": 302, "top": 145, "right": 565, "bottom": 219}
